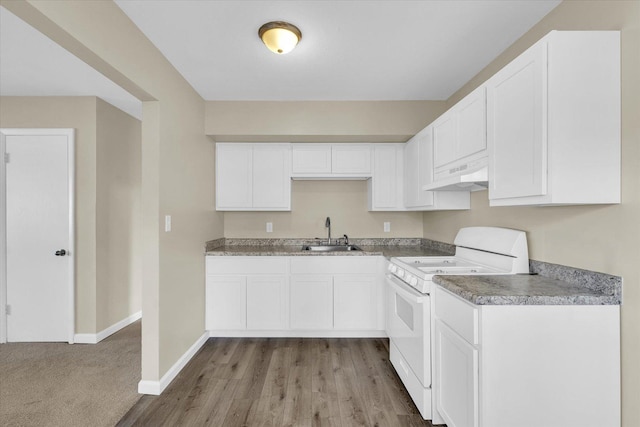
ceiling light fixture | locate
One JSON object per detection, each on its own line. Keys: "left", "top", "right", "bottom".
{"left": 258, "top": 21, "right": 302, "bottom": 55}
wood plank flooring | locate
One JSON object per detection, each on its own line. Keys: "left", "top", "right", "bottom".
{"left": 118, "top": 338, "right": 436, "bottom": 427}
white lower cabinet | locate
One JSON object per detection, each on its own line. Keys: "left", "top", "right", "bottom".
{"left": 206, "top": 257, "right": 288, "bottom": 332}
{"left": 206, "top": 276, "right": 246, "bottom": 330}
{"left": 434, "top": 286, "right": 620, "bottom": 427}
{"left": 334, "top": 275, "right": 378, "bottom": 330}
{"left": 435, "top": 319, "right": 478, "bottom": 427}
{"left": 246, "top": 276, "right": 287, "bottom": 330}
{"left": 206, "top": 275, "right": 288, "bottom": 331}
{"left": 290, "top": 274, "right": 379, "bottom": 331}
{"left": 290, "top": 275, "right": 333, "bottom": 330}
{"left": 206, "top": 256, "right": 384, "bottom": 336}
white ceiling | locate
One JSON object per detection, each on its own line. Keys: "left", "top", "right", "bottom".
{"left": 0, "top": 0, "right": 561, "bottom": 119}
{"left": 0, "top": 7, "right": 142, "bottom": 120}
{"left": 115, "top": 0, "right": 561, "bottom": 101}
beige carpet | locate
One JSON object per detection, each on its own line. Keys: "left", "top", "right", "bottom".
{"left": 0, "top": 320, "right": 142, "bottom": 427}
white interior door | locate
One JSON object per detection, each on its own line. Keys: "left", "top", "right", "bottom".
{"left": 1, "top": 129, "right": 74, "bottom": 343}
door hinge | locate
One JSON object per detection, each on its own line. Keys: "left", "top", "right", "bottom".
{"left": 5, "top": 305, "right": 11, "bottom": 315}
{"left": 4, "top": 153, "right": 9, "bottom": 163}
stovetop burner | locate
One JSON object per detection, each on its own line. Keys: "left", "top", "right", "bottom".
{"left": 387, "top": 227, "right": 529, "bottom": 294}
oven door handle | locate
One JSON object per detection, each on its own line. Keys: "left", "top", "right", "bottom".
{"left": 386, "top": 274, "right": 428, "bottom": 303}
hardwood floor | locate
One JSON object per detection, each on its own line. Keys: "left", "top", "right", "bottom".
{"left": 118, "top": 338, "right": 435, "bottom": 427}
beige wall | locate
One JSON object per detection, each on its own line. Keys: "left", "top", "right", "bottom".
{"left": 1, "top": 0, "right": 225, "bottom": 381}
{"left": 209, "top": 101, "right": 446, "bottom": 239}
{"left": 424, "top": 2, "right": 640, "bottom": 425}
{"left": 206, "top": 100, "right": 446, "bottom": 142}
{"left": 0, "top": 96, "right": 98, "bottom": 333}
{"left": 96, "top": 98, "right": 142, "bottom": 331}
{"left": 225, "top": 180, "right": 423, "bottom": 238}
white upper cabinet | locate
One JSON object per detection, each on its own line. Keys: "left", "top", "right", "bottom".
{"left": 433, "top": 114, "right": 457, "bottom": 168}
{"left": 216, "top": 144, "right": 253, "bottom": 209}
{"left": 252, "top": 144, "right": 291, "bottom": 209}
{"left": 331, "top": 144, "right": 371, "bottom": 174}
{"left": 216, "top": 143, "right": 291, "bottom": 211}
{"left": 429, "top": 86, "right": 488, "bottom": 189}
{"left": 404, "top": 127, "right": 470, "bottom": 211}
{"left": 456, "top": 87, "right": 487, "bottom": 162}
{"left": 291, "top": 143, "right": 371, "bottom": 178}
{"left": 368, "top": 144, "right": 404, "bottom": 211}
{"left": 487, "top": 31, "right": 620, "bottom": 206}
{"left": 290, "top": 144, "right": 332, "bottom": 174}
{"left": 404, "top": 128, "right": 434, "bottom": 209}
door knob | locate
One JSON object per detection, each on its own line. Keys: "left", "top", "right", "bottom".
{"left": 55, "top": 249, "right": 67, "bottom": 256}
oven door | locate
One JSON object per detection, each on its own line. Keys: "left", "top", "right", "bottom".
{"left": 385, "top": 274, "right": 431, "bottom": 387}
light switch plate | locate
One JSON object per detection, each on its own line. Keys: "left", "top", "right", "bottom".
{"left": 384, "top": 222, "right": 391, "bottom": 232}
{"left": 266, "top": 222, "right": 273, "bottom": 233}
{"left": 165, "top": 215, "right": 171, "bottom": 232}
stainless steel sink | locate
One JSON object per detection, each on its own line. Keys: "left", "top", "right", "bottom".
{"left": 301, "top": 244, "right": 362, "bottom": 252}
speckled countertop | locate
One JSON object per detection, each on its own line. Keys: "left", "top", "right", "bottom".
{"left": 434, "top": 274, "right": 621, "bottom": 305}
{"left": 205, "top": 238, "right": 451, "bottom": 258}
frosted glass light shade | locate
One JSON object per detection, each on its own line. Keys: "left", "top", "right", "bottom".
{"left": 259, "top": 21, "right": 302, "bottom": 54}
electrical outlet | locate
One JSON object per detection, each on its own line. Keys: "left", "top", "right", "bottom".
{"left": 165, "top": 215, "right": 172, "bottom": 232}
{"left": 266, "top": 222, "right": 273, "bottom": 233}
{"left": 384, "top": 222, "right": 391, "bottom": 232}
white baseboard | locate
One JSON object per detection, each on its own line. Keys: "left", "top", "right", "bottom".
{"left": 74, "top": 311, "right": 142, "bottom": 344}
{"left": 208, "top": 329, "right": 387, "bottom": 338}
{"left": 137, "top": 331, "right": 209, "bottom": 395}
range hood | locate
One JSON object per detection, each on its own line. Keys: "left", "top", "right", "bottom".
{"left": 423, "top": 158, "right": 488, "bottom": 192}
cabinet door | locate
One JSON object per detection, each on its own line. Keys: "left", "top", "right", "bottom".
{"left": 206, "top": 276, "right": 246, "bottom": 330}
{"left": 252, "top": 144, "right": 291, "bottom": 209}
{"left": 370, "top": 144, "right": 403, "bottom": 210}
{"left": 433, "top": 114, "right": 457, "bottom": 169}
{"left": 291, "top": 144, "right": 332, "bottom": 174}
{"left": 334, "top": 275, "right": 378, "bottom": 330}
{"left": 435, "top": 319, "right": 479, "bottom": 427}
{"left": 403, "top": 137, "right": 419, "bottom": 207}
{"left": 290, "top": 275, "right": 333, "bottom": 330}
{"left": 331, "top": 144, "right": 371, "bottom": 174}
{"left": 246, "top": 276, "right": 287, "bottom": 330}
{"left": 434, "top": 87, "right": 486, "bottom": 171}
{"left": 487, "top": 41, "right": 547, "bottom": 201}
{"left": 216, "top": 144, "right": 252, "bottom": 209}
{"left": 456, "top": 86, "right": 487, "bottom": 161}
{"left": 404, "top": 129, "right": 435, "bottom": 209}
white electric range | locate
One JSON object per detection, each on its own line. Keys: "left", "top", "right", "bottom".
{"left": 385, "top": 226, "right": 529, "bottom": 422}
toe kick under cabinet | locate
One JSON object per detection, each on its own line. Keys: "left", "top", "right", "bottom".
{"left": 433, "top": 286, "right": 620, "bottom": 427}
{"left": 206, "top": 256, "right": 385, "bottom": 337}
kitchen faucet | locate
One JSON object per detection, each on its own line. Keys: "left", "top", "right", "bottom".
{"left": 325, "top": 217, "right": 331, "bottom": 244}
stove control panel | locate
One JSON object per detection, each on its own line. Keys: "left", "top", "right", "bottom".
{"left": 387, "top": 259, "right": 431, "bottom": 294}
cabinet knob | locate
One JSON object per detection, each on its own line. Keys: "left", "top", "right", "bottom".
{"left": 55, "top": 249, "right": 67, "bottom": 256}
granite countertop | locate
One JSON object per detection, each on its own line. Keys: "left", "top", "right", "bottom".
{"left": 205, "top": 244, "right": 449, "bottom": 258}
{"left": 434, "top": 274, "right": 621, "bottom": 306}
{"left": 204, "top": 237, "right": 453, "bottom": 258}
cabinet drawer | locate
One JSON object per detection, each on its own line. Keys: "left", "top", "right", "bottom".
{"left": 206, "top": 256, "right": 288, "bottom": 275}
{"left": 435, "top": 286, "right": 479, "bottom": 345}
{"left": 290, "top": 256, "right": 380, "bottom": 274}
